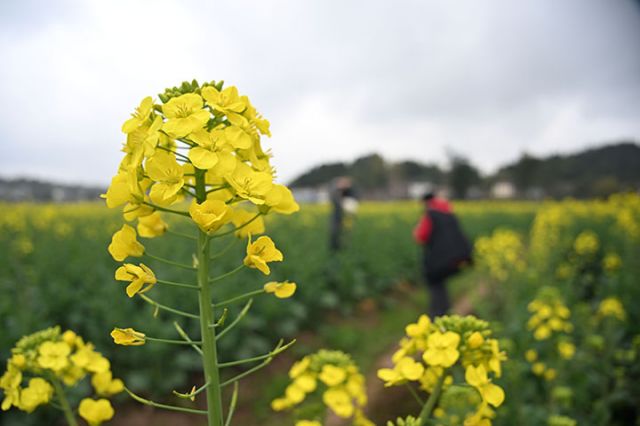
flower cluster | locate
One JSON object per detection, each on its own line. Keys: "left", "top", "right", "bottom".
{"left": 0, "top": 327, "right": 120, "bottom": 425}
{"left": 526, "top": 288, "right": 573, "bottom": 341}
{"left": 272, "top": 350, "right": 373, "bottom": 426}
{"left": 597, "top": 297, "right": 627, "bottom": 322}
{"left": 378, "top": 315, "right": 507, "bottom": 426}
{"left": 572, "top": 230, "right": 599, "bottom": 257}
{"left": 474, "top": 228, "right": 526, "bottom": 282}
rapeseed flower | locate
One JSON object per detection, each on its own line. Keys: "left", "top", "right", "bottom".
{"left": 161, "top": 93, "right": 209, "bottom": 138}
{"left": 18, "top": 378, "right": 53, "bottom": 413}
{"left": 108, "top": 224, "right": 144, "bottom": 261}
{"left": 423, "top": 331, "right": 460, "bottom": 367}
{"left": 37, "top": 341, "right": 71, "bottom": 372}
{"left": 189, "top": 199, "right": 233, "bottom": 233}
{"left": 264, "top": 281, "right": 297, "bottom": 298}
{"left": 465, "top": 365, "right": 504, "bottom": 407}
{"left": 137, "top": 212, "right": 168, "bottom": 238}
{"left": 79, "top": 398, "right": 115, "bottom": 426}
{"left": 115, "top": 263, "right": 157, "bottom": 297}
{"left": 244, "top": 236, "right": 283, "bottom": 275}
{"left": 110, "top": 328, "right": 146, "bottom": 346}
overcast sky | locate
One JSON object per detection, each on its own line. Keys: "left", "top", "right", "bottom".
{"left": 1, "top": 0, "right": 639, "bottom": 186}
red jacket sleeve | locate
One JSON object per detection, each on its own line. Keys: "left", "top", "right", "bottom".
{"left": 413, "top": 215, "right": 432, "bottom": 244}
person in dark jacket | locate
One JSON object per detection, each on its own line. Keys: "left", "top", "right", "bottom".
{"left": 329, "top": 177, "right": 358, "bottom": 252}
{"left": 414, "top": 192, "right": 472, "bottom": 317}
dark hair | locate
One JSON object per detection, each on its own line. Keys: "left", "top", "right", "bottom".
{"left": 421, "top": 192, "right": 435, "bottom": 201}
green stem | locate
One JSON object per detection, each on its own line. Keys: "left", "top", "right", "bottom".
{"left": 224, "top": 382, "right": 239, "bottom": 426}
{"left": 143, "top": 201, "right": 190, "bottom": 217}
{"left": 209, "top": 265, "right": 244, "bottom": 283}
{"left": 145, "top": 336, "right": 203, "bottom": 345}
{"left": 405, "top": 383, "right": 424, "bottom": 406}
{"left": 138, "top": 294, "right": 200, "bottom": 319}
{"left": 214, "top": 289, "right": 265, "bottom": 308}
{"left": 215, "top": 300, "right": 252, "bottom": 341}
{"left": 174, "top": 322, "right": 204, "bottom": 355}
{"left": 124, "top": 387, "right": 207, "bottom": 415}
{"left": 419, "top": 371, "right": 446, "bottom": 425}
{"left": 146, "top": 253, "right": 196, "bottom": 271}
{"left": 52, "top": 377, "right": 78, "bottom": 426}
{"left": 219, "top": 339, "right": 295, "bottom": 367}
{"left": 156, "top": 278, "right": 199, "bottom": 290}
{"left": 195, "top": 168, "right": 225, "bottom": 426}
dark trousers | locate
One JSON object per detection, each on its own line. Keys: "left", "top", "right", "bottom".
{"left": 427, "top": 278, "right": 450, "bottom": 318}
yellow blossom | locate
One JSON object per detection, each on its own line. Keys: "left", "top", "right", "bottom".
{"left": 122, "top": 96, "right": 154, "bottom": 133}
{"left": 18, "top": 378, "right": 53, "bottom": 413}
{"left": 468, "top": 332, "right": 485, "bottom": 349}
{"left": 146, "top": 151, "right": 185, "bottom": 205}
{"left": 1, "top": 365, "right": 22, "bottom": 411}
{"left": 598, "top": 297, "right": 627, "bottom": 321}
{"left": 162, "top": 93, "right": 210, "bottom": 138}
{"left": 323, "top": 388, "right": 354, "bottom": 418}
{"left": 37, "top": 341, "right": 71, "bottom": 372}
{"left": 70, "top": 344, "right": 110, "bottom": 373}
{"left": 232, "top": 209, "right": 265, "bottom": 238}
{"left": 189, "top": 199, "right": 233, "bottom": 233}
{"left": 9, "top": 354, "right": 26, "bottom": 369}
{"left": 79, "top": 398, "right": 115, "bottom": 426}
{"left": 293, "top": 374, "right": 317, "bottom": 393}
{"left": 225, "top": 163, "right": 273, "bottom": 205}
{"left": 264, "top": 281, "right": 297, "bottom": 299}
{"left": 423, "top": 331, "right": 461, "bottom": 368}
{"left": 405, "top": 314, "right": 431, "bottom": 338}
{"left": 243, "top": 236, "right": 283, "bottom": 275}
{"left": 465, "top": 365, "right": 505, "bottom": 407}
{"left": 91, "top": 371, "right": 124, "bottom": 396}
{"left": 137, "top": 212, "right": 168, "bottom": 238}
{"left": 525, "top": 349, "right": 538, "bottom": 363}
{"left": 264, "top": 184, "right": 300, "bottom": 214}
{"left": 289, "top": 357, "right": 311, "bottom": 379}
{"left": 110, "top": 328, "right": 146, "bottom": 346}
{"left": 319, "top": 365, "right": 348, "bottom": 386}
{"left": 544, "top": 368, "right": 557, "bottom": 381}
{"left": 296, "top": 421, "right": 322, "bottom": 426}
{"left": 531, "top": 362, "right": 545, "bottom": 376}
{"left": 108, "top": 224, "right": 145, "bottom": 261}
{"left": 557, "top": 342, "right": 576, "bottom": 360}
{"left": 115, "top": 263, "right": 157, "bottom": 297}
{"left": 188, "top": 128, "right": 237, "bottom": 170}
{"left": 285, "top": 384, "right": 306, "bottom": 404}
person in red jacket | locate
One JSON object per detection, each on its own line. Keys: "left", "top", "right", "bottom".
{"left": 414, "top": 192, "right": 472, "bottom": 317}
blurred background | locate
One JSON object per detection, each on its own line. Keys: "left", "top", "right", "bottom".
{"left": 1, "top": 1, "right": 640, "bottom": 425}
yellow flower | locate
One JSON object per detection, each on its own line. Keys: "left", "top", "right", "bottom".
{"left": 121, "top": 116, "right": 163, "bottom": 169}
{"left": 189, "top": 199, "right": 233, "bottom": 233}
{"left": 9, "top": 354, "right": 26, "bottom": 369}
{"left": 37, "top": 341, "right": 71, "bottom": 372}
{"left": 467, "top": 332, "right": 485, "bottom": 349}
{"left": 602, "top": 253, "right": 622, "bottom": 272}
{"left": 115, "top": 263, "right": 157, "bottom": 297}
{"left": 525, "top": 349, "right": 538, "bottom": 363}
{"left": 270, "top": 397, "right": 291, "bottom": 411}
{"left": 18, "top": 378, "right": 53, "bottom": 413}
{"left": 531, "top": 362, "right": 545, "bottom": 376}
{"left": 79, "top": 398, "right": 115, "bottom": 426}
{"left": 378, "top": 357, "right": 424, "bottom": 386}
{"left": 110, "top": 328, "right": 146, "bottom": 346}
{"left": 285, "top": 383, "right": 306, "bottom": 404}
{"left": 534, "top": 325, "right": 551, "bottom": 340}
{"left": 122, "top": 96, "right": 154, "bottom": 133}
{"left": 146, "top": 151, "right": 185, "bottom": 205}
{"left": 557, "top": 342, "right": 576, "bottom": 360}
{"left": 296, "top": 421, "right": 322, "bottom": 426}
{"left": 289, "top": 357, "right": 310, "bottom": 379}
{"left": 323, "top": 388, "right": 354, "bottom": 418}
{"left": 544, "top": 368, "right": 557, "bottom": 381}
{"left": 162, "top": 93, "right": 210, "bottom": 137}
{"left": 202, "top": 85, "right": 247, "bottom": 117}
{"left": 264, "top": 281, "right": 297, "bottom": 299}
{"left": 264, "top": 184, "right": 300, "bottom": 215}
{"left": 423, "top": 331, "right": 461, "bottom": 368}
{"left": 597, "top": 297, "right": 627, "bottom": 321}
{"left": 243, "top": 236, "right": 283, "bottom": 275}
{"left": 225, "top": 163, "right": 273, "bottom": 205}
{"left": 487, "top": 339, "right": 506, "bottom": 377}
{"left": 232, "top": 209, "right": 265, "bottom": 238}
{"left": 319, "top": 365, "right": 347, "bottom": 386}
{"left": 188, "top": 128, "right": 237, "bottom": 170}
{"left": 108, "top": 224, "right": 145, "bottom": 261}
{"left": 137, "top": 212, "right": 168, "bottom": 238}
{"left": 405, "top": 314, "right": 431, "bottom": 338}
{"left": 465, "top": 365, "right": 505, "bottom": 407}
{"left": 103, "top": 170, "right": 143, "bottom": 208}
{"left": 70, "top": 344, "right": 110, "bottom": 373}
{"left": 293, "top": 374, "right": 317, "bottom": 393}
{"left": 91, "top": 371, "right": 124, "bottom": 396}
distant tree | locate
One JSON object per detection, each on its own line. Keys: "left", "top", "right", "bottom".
{"left": 289, "top": 162, "right": 348, "bottom": 188}
{"left": 350, "top": 153, "right": 388, "bottom": 190}
{"left": 448, "top": 155, "right": 481, "bottom": 199}
{"left": 393, "top": 161, "right": 444, "bottom": 183}
{"left": 511, "top": 153, "right": 541, "bottom": 194}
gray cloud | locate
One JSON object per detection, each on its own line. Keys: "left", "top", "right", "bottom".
{"left": 1, "top": 0, "right": 639, "bottom": 185}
